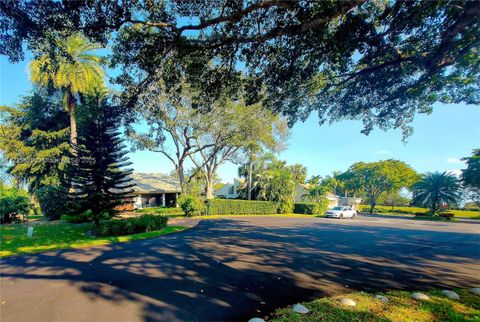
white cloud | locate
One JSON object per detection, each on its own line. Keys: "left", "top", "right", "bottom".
{"left": 375, "top": 150, "right": 392, "bottom": 155}
{"left": 446, "top": 169, "right": 462, "bottom": 177}
{"left": 446, "top": 157, "right": 464, "bottom": 164}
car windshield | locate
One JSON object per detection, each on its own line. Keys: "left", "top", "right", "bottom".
{"left": 332, "top": 207, "right": 343, "bottom": 210}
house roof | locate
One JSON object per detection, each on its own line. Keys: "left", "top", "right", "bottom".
{"left": 131, "top": 173, "right": 181, "bottom": 194}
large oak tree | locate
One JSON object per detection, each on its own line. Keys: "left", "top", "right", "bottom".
{"left": 2, "top": 1, "right": 478, "bottom": 135}
{"left": 340, "top": 159, "right": 419, "bottom": 213}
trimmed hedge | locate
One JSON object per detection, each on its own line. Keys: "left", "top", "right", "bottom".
{"left": 293, "top": 202, "right": 328, "bottom": 214}
{"left": 206, "top": 199, "right": 279, "bottom": 215}
{"left": 178, "top": 194, "right": 206, "bottom": 216}
{"left": 294, "top": 202, "right": 318, "bottom": 214}
{"left": 97, "top": 214, "right": 168, "bottom": 237}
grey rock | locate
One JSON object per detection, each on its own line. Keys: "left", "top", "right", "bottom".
{"left": 375, "top": 295, "right": 389, "bottom": 303}
{"left": 469, "top": 288, "right": 480, "bottom": 295}
{"left": 411, "top": 292, "right": 430, "bottom": 301}
{"left": 338, "top": 298, "right": 356, "bottom": 306}
{"left": 248, "top": 318, "right": 265, "bottom": 322}
{"left": 440, "top": 290, "right": 460, "bottom": 300}
{"left": 292, "top": 304, "right": 309, "bottom": 314}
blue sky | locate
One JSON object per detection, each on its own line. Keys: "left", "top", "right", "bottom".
{"left": 1, "top": 53, "right": 479, "bottom": 184}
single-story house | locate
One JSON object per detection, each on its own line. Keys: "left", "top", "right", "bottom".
{"left": 123, "top": 173, "right": 181, "bottom": 210}
{"left": 294, "top": 183, "right": 340, "bottom": 208}
{"left": 215, "top": 179, "right": 361, "bottom": 209}
{"left": 214, "top": 178, "right": 244, "bottom": 198}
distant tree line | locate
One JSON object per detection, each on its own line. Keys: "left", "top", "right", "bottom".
{"left": 234, "top": 151, "right": 480, "bottom": 216}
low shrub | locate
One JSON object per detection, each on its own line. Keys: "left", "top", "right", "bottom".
{"left": 440, "top": 212, "right": 455, "bottom": 220}
{"left": 61, "top": 210, "right": 93, "bottom": 224}
{"left": 62, "top": 210, "right": 111, "bottom": 223}
{"left": 414, "top": 211, "right": 428, "bottom": 216}
{"left": 0, "top": 186, "right": 32, "bottom": 224}
{"left": 178, "top": 195, "right": 205, "bottom": 216}
{"left": 294, "top": 199, "right": 329, "bottom": 214}
{"left": 278, "top": 200, "right": 294, "bottom": 214}
{"left": 294, "top": 203, "right": 316, "bottom": 214}
{"left": 97, "top": 214, "right": 168, "bottom": 237}
{"left": 359, "top": 205, "right": 429, "bottom": 214}
{"left": 206, "top": 199, "right": 279, "bottom": 215}
{"left": 35, "top": 185, "right": 68, "bottom": 220}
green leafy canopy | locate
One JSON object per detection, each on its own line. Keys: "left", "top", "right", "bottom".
{"left": 1, "top": 1, "right": 478, "bottom": 136}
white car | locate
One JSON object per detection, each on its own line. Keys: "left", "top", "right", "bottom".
{"left": 325, "top": 206, "right": 357, "bottom": 219}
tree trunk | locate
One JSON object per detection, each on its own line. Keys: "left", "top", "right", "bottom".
{"left": 205, "top": 171, "right": 215, "bottom": 199}
{"left": 68, "top": 92, "right": 77, "bottom": 147}
{"left": 205, "top": 176, "right": 214, "bottom": 199}
{"left": 431, "top": 196, "right": 437, "bottom": 215}
{"left": 93, "top": 213, "right": 100, "bottom": 227}
{"left": 177, "top": 165, "right": 185, "bottom": 193}
{"left": 369, "top": 198, "right": 376, "bottom": 213}
{"left": 247, "top": 160, "right": 253, "bottom": 200}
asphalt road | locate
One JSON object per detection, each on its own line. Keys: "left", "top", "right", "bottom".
{"left": 1, "top": 215, "right": 479, "bottom": 322}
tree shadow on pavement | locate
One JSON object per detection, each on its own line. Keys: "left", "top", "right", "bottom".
{"left": 1, "top": 218, "right": 479, "bottom": 321}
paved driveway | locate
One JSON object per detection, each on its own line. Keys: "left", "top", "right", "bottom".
{"left": 1, "top": 216, "right": 479, "bottom": 321}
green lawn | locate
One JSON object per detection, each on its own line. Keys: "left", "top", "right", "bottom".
{"left": 0, "top": 221, "right": 187, "bottom": 257}
{"left": 271, "top": 288, "right": 480, "bottom": 321}
{"left": 358, "top": 205, "right": 480, "bottom": 219}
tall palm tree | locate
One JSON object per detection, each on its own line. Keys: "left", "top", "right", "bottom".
{"left": 29, "top": 33, "right": 105, "bottom": 146}
{"left": 238, "top": 151, "right": 276, "bottom": 200}
{"left": 412, "top": 172, "right": 460, "bottom": 214}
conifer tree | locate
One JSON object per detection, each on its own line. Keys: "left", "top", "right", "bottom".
{"left": 68, "top": 96, "right": 135, "bottom": 226}
{"left": 0, "top": 92, "right": 70, "bottom": 192}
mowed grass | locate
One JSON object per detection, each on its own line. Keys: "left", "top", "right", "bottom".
{"left": 0, "top": 221, "right": 187, "bottom": 257}
{"left": 271, "top": 288, "right": 480, "bottom": 321}
{"left": 358, "top": 205, "right": 480, "bottom": 219}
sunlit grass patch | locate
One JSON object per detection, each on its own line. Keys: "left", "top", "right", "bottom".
{"left": 0, "top": 221, "right": 187, "bottom": 257}
{"left": 270, "top": 289, "right": 480, "bottom": 321}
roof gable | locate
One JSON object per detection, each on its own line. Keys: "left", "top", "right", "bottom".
{"left": 131, "top": 173, "right": 181, "bottom": 193}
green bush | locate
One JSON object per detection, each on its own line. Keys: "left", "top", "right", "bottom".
{"left": 206, "top": 199, "right": 279, "bottom": 215}
{"left": 0, "top": 187, "right": 32, "bottom": 224}
{"left": 178, "top": 195, "right": 205, "bottom": 216}
{"left": 61, "top": 210, "right": 93, "bottom": 223}
{"left": 294, "top": 202, "right": 321, "bottom": 214}
{"left": 440, "top": 212, "right": 455, "bottom": 220}
{"left": 35, "top": 185, "right": 67, "bottom": 220}
{"left": 278, "top": 200, "right": 294, "bottom": 214}
{"left": 96, "top": 214, "right": 168, "bottom": 237}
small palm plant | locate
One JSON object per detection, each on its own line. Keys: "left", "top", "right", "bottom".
{"left": 412, "top": 172, "right": 460, "bottom": 215}
{"left": 29, "top": 33, "right": 105, "bottom": 146}
{"left": 302, "top": 185, "right": 327, "bottom": 203}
